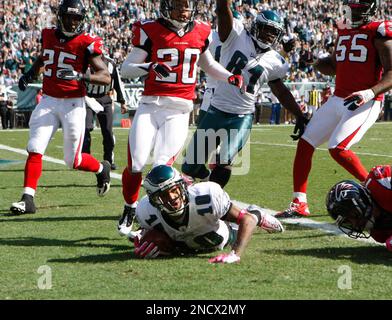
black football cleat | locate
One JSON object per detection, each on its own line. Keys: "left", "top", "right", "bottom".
{"left": 96, "top": 160, "right": 111, "bottom": 197}
{"left": 10, "top": 194, "right": 36, "bottom": 215}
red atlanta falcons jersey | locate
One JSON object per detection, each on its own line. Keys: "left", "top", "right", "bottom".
{"left": 131, "top": 19, "right": 211, "bottom": 100}
{"left": 365, "top": 165, "right": 392, "bottom": 243}
{"left": 41, "top": 28, "right": 104, "bottom": 98}
{"left": 334, "top": 21, "right": 392, "bottom": 101}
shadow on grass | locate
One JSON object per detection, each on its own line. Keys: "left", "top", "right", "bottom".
{"left": 0, "top": 236, "right": 130, "bottom": 251}
{"left": 47, "top": 250, "right": 210, "bottom": 264}
{"left": 264, "top": 246, "right": 392, "bottom": 265}
{"left": 0, "top": 214, "right": 117, "bottom": 222}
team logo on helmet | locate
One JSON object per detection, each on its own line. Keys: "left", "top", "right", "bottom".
{"left": 57, "top": 0, "right": 86, "bottom": 37}
{"left": 326, "top": 180, "right": 374, "bottom": 238}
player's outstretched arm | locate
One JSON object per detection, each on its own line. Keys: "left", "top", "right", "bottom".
{"left": 209, "top": 204, "right": 257, "bottom": 264}
{"left": 216, "top": 0, "right": 234, "bottom": 42}
{"left": 199, "top": 50, "right": 243, "bottom": 89}
{"left": 18, "top": 53, "right": 44, "bottom": 91}
{"left": 268, "top": 78, "right": 303, "bottom": 119}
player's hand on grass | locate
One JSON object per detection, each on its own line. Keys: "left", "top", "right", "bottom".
{"left": 208, "top": 250, "right": 240, "bottom": 264}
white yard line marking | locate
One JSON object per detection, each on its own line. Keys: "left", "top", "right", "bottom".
{"left": 0, "top": 143, "right": 383, "bottom": 246}
{"left": 250, "top": 141, "right": 392, "bottom": 158}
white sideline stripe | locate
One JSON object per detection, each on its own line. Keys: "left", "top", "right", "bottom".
{"left": 0, "top": 144, "right": 123, "bottom": 180}
{"left": 0, "top": 143, "right": 383, "bottom": 246}
{"left": 251, "top": 141, "right": 392, "bottom": 158}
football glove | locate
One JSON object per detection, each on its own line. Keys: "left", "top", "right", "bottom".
{"left": 344, "top": 89, "right": 375, "bottom": 111}
{"left": 290, "top": 115, "right": 309, "bottom": 141}
{"left": 134, "top": 235, "right": 160, "bottom": 259}
{"left": 208, "top": 250, "right": 240, "bottom": 264}
{"left": 18, "top": 73, "right": 34, "bottom": 91}
{"left": 282, "top": 37, "right": 296, "bottom": 53}
{"left": 149, "top": 62, "right": 172, "bottom": 79}
{"left": 57, "top": 69, "right": 86, "bottom": 81}
{"left": 227, "top": 74, "right": 244, "bottom": 90}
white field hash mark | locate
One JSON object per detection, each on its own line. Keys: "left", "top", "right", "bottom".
{"left": 0, "top": 143, "right": 385, "bottom": 247}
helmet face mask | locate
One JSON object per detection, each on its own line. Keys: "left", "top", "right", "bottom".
{"left": 326, "top": 180, "right": 374, "bottom": 239}
{"left": 250, "top": 10, "right": 284, "bottom": 50}
{"left": 143, "top": 165, "right": 189, "bottom": 219}
{"left": 341, "top": 0, "right": 378, "bottom": 28}
{"left": 58, "top": 0, "right": 86, "bottom": 37}
{"left": 160, "top": 0, "right": 198, "bottom": 30}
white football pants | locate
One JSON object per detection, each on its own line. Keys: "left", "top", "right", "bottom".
{"left": 302, "top": 95, "right": 381, "bottom": 149}
{"left": 27, "top": 95, "right": 86, "bottom": 168}
{"left": 128, "top": 102, "right": 190, "bottom": 172}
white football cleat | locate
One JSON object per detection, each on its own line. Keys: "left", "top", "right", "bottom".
{"left": 118, "top": 204, "right": 137, "bottom": 237}
{"left": 247, "top": 205, "right": 284, "bottom": 233}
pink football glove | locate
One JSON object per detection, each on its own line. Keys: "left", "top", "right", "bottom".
{"left": 134, "top": 235, "right": 160, "bottom": 259}
{"left": 208, "top": 250, "right": 240, "bottom": 264}
{"left": 149, "top": 62, "right": 172, "bottom": 79}
{"left": 385, "top": 236, "right": 392, "bottom": 252}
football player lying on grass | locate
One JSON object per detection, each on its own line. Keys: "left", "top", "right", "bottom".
{"left": 130, "top": 165, "right": 284, "bottom": 263}
{"left": 326, "top": 165, "right": 392, "bottom": 251}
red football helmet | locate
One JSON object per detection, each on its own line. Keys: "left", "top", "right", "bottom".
{"left": 341, "top": 0, "right": 379, "bottom": 28}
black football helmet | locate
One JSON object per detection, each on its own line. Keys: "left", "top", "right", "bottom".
{"left": 326, "top": 180, "right": 374, "bottom": 238}
{"left": 160, "top": 0, "right": 199, "bottom": 30}
{"left": 57, "top": 0, "right": 86, "bottom": 37}
{"left": 250, "top": 10, "right": 284, "bottom": 50}
{"left": 342, "top": 0, "right": 379, "bottom": 28}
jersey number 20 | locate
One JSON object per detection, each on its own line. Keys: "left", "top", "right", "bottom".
{"left": 156, "top": 48, "right": 200, "bottom": 84}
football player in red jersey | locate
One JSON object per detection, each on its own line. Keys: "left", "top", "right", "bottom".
{"left": 118, "top": 0, "right": 244, "bottom": 238}
{"left": 326, "top": 165, "right": 392, "bottom": 251}
{"left": 278, "top": 0, "right": 392, "bottom": 218}
{"left": 10, "top": 0, "right": 112, "bottom": 215}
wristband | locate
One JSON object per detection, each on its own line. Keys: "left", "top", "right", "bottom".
{"left": 236, "top": 209, "right": 247, "bottom": 225}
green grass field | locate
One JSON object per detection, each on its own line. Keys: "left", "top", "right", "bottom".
{"left": 1, "top": 123, "right": 392, "bottom": 300}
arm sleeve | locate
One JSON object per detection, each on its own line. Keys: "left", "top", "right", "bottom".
{"left": 198, "top": 49, "right": 232, "bottom": 82}
{"left": 112, "top": 64, "right": 127, "bottom": 103}
{"left": 120, "top": 47, "right": 151, "bottom": 79}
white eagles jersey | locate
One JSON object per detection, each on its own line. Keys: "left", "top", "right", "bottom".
{"left": 211, "top": 19, "right": 289, "bottom": 114}
{"left": 205, "top": 30, "right": 222, "bottom": 91}
{"left": 200, "top": 30, "right": 222, "bottom": 112}
{"left": 136, "top": 182, "right": 233, "bottom": 250}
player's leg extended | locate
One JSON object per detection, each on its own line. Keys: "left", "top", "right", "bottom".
{"left": 210, "top": 111, "right": 253, "bottom": 188}
{"left": 328, "top": 100, "right": 381, "bottom": 182}
{"left": 10, "top": 96, "right": 60, "bottom": 214}
{"left": 61, "top": 98, "right": 111, "bottom": 196}
{"left": 182, "top": 106, "right": 221, "bottom": 180}
{"left": 278, "top": 96, "right": 341, "bottom": 218}
{"left": 119, "top": 104, "right": 158, "bottom": 237}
